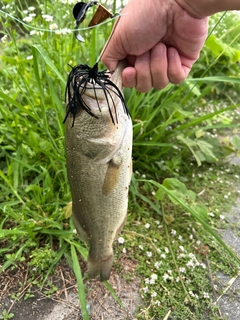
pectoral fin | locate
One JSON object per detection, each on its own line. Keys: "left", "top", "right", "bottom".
{"left": 102, "top": 155, "right": 122, "bottom": 196}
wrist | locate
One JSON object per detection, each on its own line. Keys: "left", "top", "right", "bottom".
{"left": 175, "top": 0, "right": 240, "bottom": 18}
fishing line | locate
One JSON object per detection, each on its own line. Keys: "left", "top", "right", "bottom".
{"left": 0, "top": 9, "right": 124, "bottom": 35}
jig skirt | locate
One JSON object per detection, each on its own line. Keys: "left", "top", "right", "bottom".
{"left": 63, "top": 62, "right": 130, "bottom": 127}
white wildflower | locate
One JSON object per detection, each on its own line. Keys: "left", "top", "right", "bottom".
{"left": 154, "top": 261, "right": 161, "bottom": 269}
{"left": 155, "top": 300, "right": 161, "bottom": 306}
{"left": 209, "top": 212, "right": 215, "bottom": 217}
{"left": 28, "top": 6, "right": 35, "bottom": 11}
{"left": 145, "top": 278, "right": 150, "bottom": 284}
{"left": 145, "top": 223, "right": 150, "bottom": 229}
{"left": 139, "top": 245, "right": 143, "bottom": 250}
{"left": 146, "top": 251, "right": 152, "bottom": 258}
{"left": 23, "top": 16, "right": 33, "bottom": 22}
{"left": 164, "top": 247, "right": 169, "bottom": 253}
{"left": 179, "top": 245, "right": 185, "bottom": 252}
{"left": 179, "top": 267, "right": 186, "bottom": 273}
{"left": 151, "top": 191, "right": 156, "bottom": 196}
{"left": 151, "top": 291, "right": 157, "bottom": 298}
{"left": 160, "top": 253, "right": 166, "bottom": 259}
{"left": 143, "top": 286, "right": 148, "bottom": 293}
{"left": 118, "top": 237, "right": 125, "bottom": 244}
{"left": 151, "top": 273, "right": 158, "bottom": 281}
{"left": 203, "top": 292, "right": 210, "bottom": 299}
{"left": 178, "top": 235, "right": 183, "bottom": 242}
{"left": 163, "top": 273, "right": 169, "bottom": 282}
{"left": 1, "top": 35, "right": 8, "bottom": 43}
{"left": 42, "top": 14, "right": 53, "bottom": 22}
{"left": 26, "top": 55, "right": 33, "bottom": 60}
{"left": 23, "top": 10, "right": 28, "bottom": 14}
{"left": 220, "top": 215, "right": 225, "bottom": 220}
{"left": 224, "top": 195, "right": 228, "bottom": 199}
{"left": 171, "top": 229, "right": 177, "bottom": 236}
{"left": 122, "top": 248, "right": 126, "bottom": 253}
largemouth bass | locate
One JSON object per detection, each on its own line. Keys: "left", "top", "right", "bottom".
{"left": 65, "top": 62, "right": 132, "bottom": 281}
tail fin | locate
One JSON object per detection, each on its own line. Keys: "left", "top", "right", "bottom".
{"left": 87, "top": 254, "right": 113, "bottom": 281}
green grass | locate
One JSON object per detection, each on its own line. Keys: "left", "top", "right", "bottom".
{"left": 1, "top": 1, "right": 240, "bottom": 319}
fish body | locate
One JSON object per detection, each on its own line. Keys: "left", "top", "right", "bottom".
{"left": 65, "top": 62, "right": 132, "bottom": 280}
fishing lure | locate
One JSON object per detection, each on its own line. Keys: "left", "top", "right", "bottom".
{"left": 63, "top": 1, "right": 129, "bottom": 128}
{"left": 63, "top": 62, "right": 129, "bottom": 127}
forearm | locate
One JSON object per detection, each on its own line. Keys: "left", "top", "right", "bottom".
{"left": 176, "top": 0, "right": 240, "bottom": 18}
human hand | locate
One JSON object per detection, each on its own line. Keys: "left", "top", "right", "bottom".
{"left": 101, "top": 0, "right": 209, "bottom": 92}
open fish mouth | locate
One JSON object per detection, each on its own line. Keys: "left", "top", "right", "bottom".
{"left": 63, "top": 61, "right": 130, "bottom": 127}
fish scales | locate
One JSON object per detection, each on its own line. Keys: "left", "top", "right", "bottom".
{"left": 65, "top": 62, "right": 132, "bottom": 281}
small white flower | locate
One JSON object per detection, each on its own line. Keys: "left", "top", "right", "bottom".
{"left": 186, "top": 260, "right": 195, "bottom": 269}
{"left": 1, "top": 35, "right": 8, "bottom": 43}
{"left": 179, "top": 267, "right": 186, "bottom": 273}
{"left": 178, "top": 253, "right": 185, "bottom": 259}
{"left": 142, "top": 174, "right": 146, "bottom": 178}
{"left": 23, "top": 16, "right": 33, "bottom": 22}
{"left": 209, "top": 212, "right": 215, "bottom": 217}
{"left": 145, "top": 278, "right": 150, "bottom": 284}
{"left": 201, "top": 263, "right": 207, "bottom": 269}
{"left": 189, "top": 234, "right": 193, "bottom": 240}
{"left": 151, "top": 291, "right": 157, "bottom": 298}
{"left": 224, "top": 195, "right": 228, "bottom": 199}
{"left": 179, "top": 245, "right": 185, "bottom": 252}
{"left": 118, "top": 237, "right": 125, "bottom": 244}
{"left": 151, "top": 273, "right": 158, "bottom": 280}
{"left": 42, "top": 14, "right": 53, "bottom": 22}
{"left": 164, "top": 247, "right": 169, "bottom": 253}
{"left": 28, "top": 6, "right": 35, "bottom": 11}
{"left": 155, "top": 220, "right": 160, "bottom": 225}
{"left": 143, "top": 286, "right": 148, "bottom": 293}
{"left": 235, "top": 175, "right": 239, "bottom": 179}
{"left": 220, "top": 215, "right": 225, "bottom": 220}
{"left": 26, "top": 55, "right": 33, "bottom": 60}
{"left": 154, "top": 261, "right": 161, "bottom": 269}
{"left": 23, "top": 10, "right": 28, "bottom": 14}
{"left": 151, "top": 191, "right": 155, "bottom": 196}
{"left": 50, "top": 23, "right": 58, "bottom": 30}
{"left": 145, "top": 223, "right": 150, "bottom": 229}
{"left": 203, "top": 292, "right": 210, "bottom": 299}
{"left": 196, "top": 240, "right": 201, "bottom": 245}
{"left": 163, "top": 273, "right": 169, "bottom": 282}
{"left": 122, "top": 248, "right": 126, "bottom": 253}
{"left": 178, "top": 235, "right": 183, "bottom": 242}
{"left": 160, "top": 253, "right": 166, "bottom": 259}
{"left": 146, "top": 251, "right": 152, "bottom": 258}
{"left": 171, "top": 229, "right": 177, "bottom": 236}
{"left": 139, "top": 245, "right": 143, "bottom": 250}
{"left": 176, "top": 276, "right": 180, "bottom": 282}
{"left": 73, "top": 229, "right": 77, "bottom": 234}
{"left": 155, "top": 300, "right": 161, "bottom": 306}
{"left": 29, "top": 13, "right": 36, "bottom": 17}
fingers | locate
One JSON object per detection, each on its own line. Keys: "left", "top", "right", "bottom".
{"left": 150, "top": 43, "right": 169, "bottom": 89}
{"left": 167, "top": 47, "right": 192, "bottom": 84}
{"left": 122, "top": 44, "right": 194, "bottom": 92}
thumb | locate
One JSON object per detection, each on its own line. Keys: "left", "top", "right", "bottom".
{"left": 101, "top": 17, "right": 127, "bottom": 71}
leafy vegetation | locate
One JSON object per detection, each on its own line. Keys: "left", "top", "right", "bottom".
{"left": 0, "top": 1, "right": 240, "bottom": 319}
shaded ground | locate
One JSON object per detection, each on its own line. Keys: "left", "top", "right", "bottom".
{"left": 0, "top": 257, "right": 140, "bottom": 320}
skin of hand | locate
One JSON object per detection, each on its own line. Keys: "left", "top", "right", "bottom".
{"left": 101, "top": 0, "right": 209, "bottom": 92}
